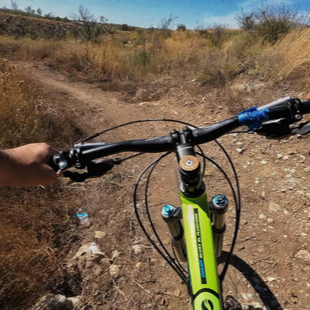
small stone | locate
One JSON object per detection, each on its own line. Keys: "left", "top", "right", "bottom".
{"left": 283, "top": 155, "right": 289, "bottom": 160}
{"left": 236, "top": 148, "right": 243, "bottom": 153}
{"left": 261, "top": 160, "right": 268, "bottom": 165}
{"left": 259, "top": 214, "right": 266, "bottom": 219}
{"left": 135, "top": 262, "right": 142, "bottom": 269}
{"left": 73, "top": 243, "right": 105, "bottom": 260}
{"left": 269, "top": 202, "right": 280, "bottom": 213}
{"left": 67, "top": 296, "right": 82, "bottom": 309}
{"left": 277, "top": 154, "right": 283, "bottom": 159}
{"left": 267, "top": 277, "right": 276, "bottom": 282}
{"left": 174, "top": 289, "right": 181, "bottom": 297}
{"left": 109, "top": 265, "right": 120, "bottom": 277}
{"left": 295, "top": 250, "right": 310, "bottom": 263}
{"left": 163, "top": 239, "right": 170, "bottom": 245}
{"left": 94, "top": 231, "right": 106, "bottom": 239}
{"left": 32, "top": 294, "right": 73, "bottom": 310}
{"left": 298, "top": 155, "right": 306, "bottom": 163}
{"left": 132, "top": 244, "right": 143, "bottom": 255}
{"left": 111, "top": 250, "right": 120, "bottom": 261}
{"left": 267, "top": 218, "right": 274, "bottom": 224}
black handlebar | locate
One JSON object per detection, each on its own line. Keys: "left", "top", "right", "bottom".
{"left": 52, "top": 99, "right": 310, "bottom": 174}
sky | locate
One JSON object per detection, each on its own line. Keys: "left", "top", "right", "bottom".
{"left": 1, "top": 0, "right": 309, "bottom": 29}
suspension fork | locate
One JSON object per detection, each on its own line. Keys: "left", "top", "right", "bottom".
{"left": 161, "top": 126, "right": 225, "bottom": 309}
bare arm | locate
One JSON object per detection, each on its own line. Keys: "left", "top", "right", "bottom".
{"left": 0, "top": 143, "right": 59, "bottom": 187}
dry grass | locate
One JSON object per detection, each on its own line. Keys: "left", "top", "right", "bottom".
{"left": 1, "top": 19, "right": 310, "bottom": 309}
{"left": 265, "top": 28, "right": 310, "bottom": 84}
{"left": 1, "top": 16, "right": 310, "bottom": 95}
{"left": 0, "top": 58, "right": 85, "bottom": 309}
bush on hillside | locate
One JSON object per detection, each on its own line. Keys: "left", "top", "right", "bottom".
{"left": 71, "top": 5, "right": 108, "bottom": 42}
{"left": 177, "top": 24, "right": 186, "bottom": 31}
{"left": 236, "top": 3, "right": 310, "bottom": 43}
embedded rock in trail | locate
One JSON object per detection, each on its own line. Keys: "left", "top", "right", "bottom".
{"left": 30, "top": 294, "right": 74, "bottom": 310}
{"left": 295, "top": 250, "right": 310, "bottom": 263}
{"left": 71, "top": 242, "right": 106, "bottom": 274}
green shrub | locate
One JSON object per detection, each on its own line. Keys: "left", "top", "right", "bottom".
{"left": 177, "top": 24, "right": 186, "bottom": 31}
{"left": 236, "top": 3, "right": 309, "bottom": 43}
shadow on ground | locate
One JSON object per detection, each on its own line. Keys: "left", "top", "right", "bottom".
{"left": 220, "top": 251, "right": 283, "bottom": 310}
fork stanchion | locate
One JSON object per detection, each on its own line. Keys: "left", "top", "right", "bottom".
{"left": 161, "top": 205, "right": 187, "bottom": 262}
{"left": 209, "top": 195, "right": 229, "bottom": 258}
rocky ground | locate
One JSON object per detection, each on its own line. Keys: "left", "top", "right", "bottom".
{"left": 18, "top": 63, "right": 310, "bottom": 310}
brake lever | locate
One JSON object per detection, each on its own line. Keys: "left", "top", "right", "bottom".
{"left": 290, "top": 121, "right": 310, "bottom": 135}
{"left": 64, "top": 158, "right": 121, "bottom": 182}
{"left": 64, "top": 171, "right": 89, "bottom": 182}
{"left": 256, "top": 120, "right": 310, "bottom": 139}
{"left": 255, "top": 119, "right": 292, "bottom": 139}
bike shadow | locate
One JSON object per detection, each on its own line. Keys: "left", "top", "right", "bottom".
{"left": 220, "top": 251, "right": 283, "bottom": 310}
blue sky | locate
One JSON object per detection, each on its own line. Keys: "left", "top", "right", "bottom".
{"left": 1, "top": 0, "right": 309, "bottom": 29}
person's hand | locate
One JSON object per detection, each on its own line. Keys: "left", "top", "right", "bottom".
{"left": 0, "top": 143, "right": 60, "bottom": 187}
{"left": 306, "top": 92, "right": 310, "bottom": 101}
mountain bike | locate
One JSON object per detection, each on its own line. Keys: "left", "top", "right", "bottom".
{"left": 51, "top": 97, "right": 310, "bottom": 310}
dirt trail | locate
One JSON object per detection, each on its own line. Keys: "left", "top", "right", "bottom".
{"left": 23, "top": 63, "right": 310, "bottom": 310}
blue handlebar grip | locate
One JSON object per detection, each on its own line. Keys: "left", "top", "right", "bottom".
{"left": 238, "top": 107, "right": 270, "bottom": 131}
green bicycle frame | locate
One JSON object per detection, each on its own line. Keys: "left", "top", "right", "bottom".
{"left": 181, "top": 191, "right": 223, "bottom": 310}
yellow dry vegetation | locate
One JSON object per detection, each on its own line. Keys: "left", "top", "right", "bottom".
{"left": 0, "top": 58, "right": 84, "bottom": 309}
{"left": 1, "top": 26, "right": 310, "bottom": 89}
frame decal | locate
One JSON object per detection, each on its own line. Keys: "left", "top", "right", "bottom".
{"left": 194, "top": 208, "right": 207, "bottom": 284}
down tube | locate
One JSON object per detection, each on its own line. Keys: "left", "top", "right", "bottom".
{"left": 181, "top": 191, "right": 223, "bottom": 310}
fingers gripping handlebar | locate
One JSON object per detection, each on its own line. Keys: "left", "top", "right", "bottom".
{"left": 51, "top": 98, "right": 310, "bottom": 178}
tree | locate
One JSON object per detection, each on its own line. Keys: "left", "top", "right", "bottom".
{"left": 25, "top": 6, "right": 32, "bottom": 13}
{"left": 44, "top": 12, "right": 54, "bottom": 19}
{"left": 11, "top": 0, "right": 18, "bottom": 13}
{"left": 160, "top": 13, "right": 178, "bottom": 30}
{"left": 73, "top": 5, "right": 107, "bottom": 42}
{"left": 24, "top": 6, "right": 35, "bottom": 14}
{"left": 37, "top": 8, "right": 42, "bottom": 15}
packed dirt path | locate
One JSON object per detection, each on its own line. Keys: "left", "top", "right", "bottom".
{"left": 23, "top": 62, "right": 310, "bottom": 310}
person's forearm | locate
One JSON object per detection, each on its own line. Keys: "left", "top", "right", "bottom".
{"left": 0, "top": 149, "right": 16, "bottom": 186}
{"left": 0, "top": 144, "right": 59, "bottom": 187}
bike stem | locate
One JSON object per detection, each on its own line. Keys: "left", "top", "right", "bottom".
{"left": 170, "top": 126, "right": 205, "bottom": 197}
